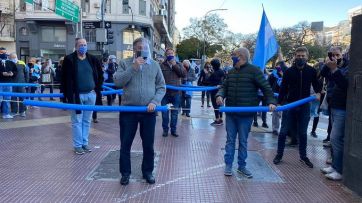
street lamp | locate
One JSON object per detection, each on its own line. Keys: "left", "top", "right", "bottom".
{"left": 202, "top": 9, "right": 227, "bottom": 64}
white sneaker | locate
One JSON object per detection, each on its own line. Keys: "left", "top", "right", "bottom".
{"left": 20, "top": 112, "right": 26, "bottom": 117}
{"left": 321, "top": 166, "right": 335, "bottom": 174}
{"left": 325, "top": 171, "right": 342, "bottom": 181}
{"left": 2, "top": 114, "right": 14, "bottom": 119}
{"left": 11, "top": 113, "right": 19, "bottom": 117}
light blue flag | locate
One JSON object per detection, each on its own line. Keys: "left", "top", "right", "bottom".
{"left": 252, "top": 9, "right": 278, "bottom": 72}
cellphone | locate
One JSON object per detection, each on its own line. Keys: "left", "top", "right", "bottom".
{"left": 136, "top": 51, "right": 148, "bottom": 60}
{"left": 328, "top": 52, "right": 333, "bottom": 60}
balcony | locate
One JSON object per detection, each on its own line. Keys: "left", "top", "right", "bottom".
{"left": 153, "top": 14, "right": 172, "bottom": 45}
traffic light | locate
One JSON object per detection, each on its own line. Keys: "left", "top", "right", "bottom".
{"left": 107, "top": 29, "right": 114, "bottom": 44}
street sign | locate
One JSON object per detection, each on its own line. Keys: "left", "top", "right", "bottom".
{"left": 83, "top": 22, "right": 100, "bottom": 29}
{"left": 55, "top": 0, "right": 79, "bottom": 23}
{"left": 24, "top": 0, "right": 33, "bottom": 4}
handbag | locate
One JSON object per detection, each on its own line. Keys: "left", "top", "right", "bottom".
{"left": 41, "top": 73, "right": 52, "bottom": 83}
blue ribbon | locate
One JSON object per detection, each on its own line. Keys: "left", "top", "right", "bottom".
{"left": 0, "top": 92, "right": 63, "bottom": 98}
{"left": 23, "top": 100, "right": 168, "bottom": 112}
{"left": 0, "top": 83, "right": 39, "bottom": 87}
{"left": 219, "top": 96, "right": 316, "bottom": 112}
{"left": 166, "top": 85, "right": 218, "bottom": 91}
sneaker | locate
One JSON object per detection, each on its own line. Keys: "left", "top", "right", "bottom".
{"left": 92, "top": 119, "right": 98, "bottom": 123}
{"left": 262, "top": 123, "right": 269, "bottom": 128}
{"left": 162, "top": 131, "right": 168, "bottom": 137}
{"left": 326, "top": 157, "right": 332, "bottom": 165}
{"left": 237, "top": 167, "right": 253, "bottom": 178}
{"left": 185, "top": 113, "right": 190, "bottom": 117}
{"left": 201, "top": 105, "right": 204, "bottom": 108}
{"left": 74, "top": 147, "right": 85, "bottom": 155}
{"left": 321, "top": 166, "right": 335, "bottom": 174}
{"left": 82, "top": 145, "right": 92, "bottom": 153}
{"left": 11, "top": 113, "right": 19, "bottom": 117}
{"left": 224, "top": 165, "right": 233, "bottom": 176}
{"left": 310, "top": 131, "right": 317, "bottom": 138}
{"left": 325, "top": 171, "right": 342, "bottom": 181}
{"left": 253, "top": 122, "right": 258, "bottom": 127}
{"left": 207, "top": 105, "right": 211, "bottom": 108}
{"left": 323, "top": 138, "right": 330, "bottom": 143}
{"left": 210, "top": 120, "right": 223, "bottom": 126}
{"left": 300, "top": 157, "right": 314, "bottom": 168}
{"left": 272, "top": 130, "right": 279, "bottom": 136}
{"left": 20, "top": 112, "right": 26, "bottom": 117}
{"left": 2, "top": 114, "right": 14, "bottom": 119}
{"left": 273, "top": 154, "right": 283, "bottom": 165}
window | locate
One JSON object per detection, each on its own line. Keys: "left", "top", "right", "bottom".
{"left": 41, "top": 26, "right": 66, "bottom": 42}
{"left": 123, "top": 30, "right": 143, "bottom": 45}
{"left": 139, "top": 0, "right": 146, "bottom": 16}
{"left": 84, "top": 29, "right": 96, "bottom": 43}
{"left": 122, "top": 2, "right": 129, "bottom": 14}
{"left": 20, "top": 27, "right": 28, "bottom": 36}
{"left": 20, "top": 48, "right": 29, "bottom": 63}
{"left": 81, "top": 0, "right": 90, "bottom": 13}
{"left": 105, "top": 0, "right": 111, "bottom": 13}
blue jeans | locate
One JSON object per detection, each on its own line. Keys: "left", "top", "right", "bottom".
{"left": 330, "top": 108, "right": 346, "bottom": 174}
{"left": 277, "top": 104, "right": 310, "bottom": 159}
{"left": 70, "top": 91, "right": 96, "bottom": 148}
{"left": 224, "top": 113, "right": 253, "bottom": 169}
{"left": 0, "top": 86, "right": 12, "bottom": 115}
{"left": 119, "top": 112, "right": 156, "bottom": 176}
{"left": 181, "top": 94, "right": 191, "bottom": 114}
{"left": 161, "top": 94, "right": 181, "bottom": 133}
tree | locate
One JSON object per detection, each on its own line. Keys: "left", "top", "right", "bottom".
{"left": 176, "top": 37, "right": 222, "bottom": 61}
{"left": 182, "top": 13, "right": 228, "bottom": 57}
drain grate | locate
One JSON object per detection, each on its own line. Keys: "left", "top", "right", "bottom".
{"left": 87, "top": 150, "right": 159, "bottom": 182}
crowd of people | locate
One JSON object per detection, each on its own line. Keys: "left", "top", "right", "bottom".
{"left": 0, "top": 37, "right": 350, "bottom": 185}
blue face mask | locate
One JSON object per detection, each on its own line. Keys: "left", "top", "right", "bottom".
{"left": 167, "top": 55, "right": 174, "bottom": 61}
{"left": 78, "top": 45, "right": 87, "bottom": 55}
{"left": 231, "top": 56, "right": 239, "bottom": 66}
{"left": 0, "top": 53, "right": 7, "bottom": 60}
{"left": 11, "top": 59, "right": 18, "bottom": 64}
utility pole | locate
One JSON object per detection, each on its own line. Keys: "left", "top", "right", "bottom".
{"left": 100, "top": 0, "right": 106, "bottom": 56}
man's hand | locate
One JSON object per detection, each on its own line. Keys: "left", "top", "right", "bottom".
{"left": 2, "top": 72, "right": 8, "bottom": 76}
{"left": 147, "top": 103, "right": 156, "bottom": 112}
{"left": 325, "top": 57, "right": 337, "bottom": 72}
{"left": 216, "top": 96, "right": 223, "bottom": 106}
{"left": 315, "top": 93, "right": 321, "bottom": 101}
{"left": 133, "top": 57, "right": 145, "bottom": 71}
{"left": 269, "top": 104, "right": 277, "bottom": 112}
{"left": 170, "top": 59, "right": 176, "bottom": 66}
{"left": 7, "top": 71, "right": 13, "bottom": 77}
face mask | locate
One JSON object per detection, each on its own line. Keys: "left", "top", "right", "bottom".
{"left": 231, "top": 56, "right": 240, "bottom": 66}
{"left": 167, "top": 55, "right": 174, "bottom": 61}
{"left": 78, "top": 45, "right": 87, "bottom": 55}
{"left": 295, "top": 58, "right": 306, "bottom": 67}
{"left": 337, "top": 58, "right": 342, "bottom": 65}
{"left": 0, "top": 53, "right": 7, "bottom": 60}
{"left": 111, "top": 59, "right": 116, "bottom": 63}
{"left": 10, "top": 59, "right": 18, "bottom": 64}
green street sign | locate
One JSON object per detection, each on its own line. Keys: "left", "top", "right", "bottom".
{"left": 55, "top": 0, "right": 79, "bottom": 23}
{"left": 24, "top": 0, "right": 33, "bottom": 4}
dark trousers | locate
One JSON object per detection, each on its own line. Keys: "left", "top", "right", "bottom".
{"left": 277, "top": 104, "right": 310, "bottom": 159}
{"left": 92, "top": 91, "right": 103, "bottom": 120}
{"left": 41, "top": 84, "right": 54, "bottom": 99}
{"left": 253, "top": 95, "right": 267, "bottom": 124}
{"left": 11, "top": 86, "right": 26, "bottom": 113}
{"left": 181, "top": 93, "right": 191, "bottom": 114}
{"left": 210, "top": 90, "right": 222, "bottom": 119}
{"left": 201, "top": 91, "right": 210, "bottom": 106}
{"left": 119, "top": 112, "right": 156, "bottom": 176}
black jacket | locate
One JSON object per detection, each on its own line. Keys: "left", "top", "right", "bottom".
{"left": 320, "top": 61, "right": 348, "bottom": 110}
{"left": 61, "top": 52, "right": 103, "bottom": 109}
{"left": 0, "top": 60, "right": 17, "bottom": 83}
{"left": 278, "top": 64, "right": 322, "bottom": 104}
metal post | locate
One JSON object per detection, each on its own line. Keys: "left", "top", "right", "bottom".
{"left": 101, "top": 0, "right": 106, "bottom": 55}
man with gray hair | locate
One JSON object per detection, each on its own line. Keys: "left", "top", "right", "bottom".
{"left": 61, "top": 38, "right": 104, "bottom": 155}
{"left": 114, "top": 37, "right": 166, "bottom": 185}
{"left": 216, "top": 47, "right": 276, "bottom": 177}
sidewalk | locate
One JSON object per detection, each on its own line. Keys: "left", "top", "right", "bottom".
{"left": 0, "top": 97, "right": 360, "bottom": 202}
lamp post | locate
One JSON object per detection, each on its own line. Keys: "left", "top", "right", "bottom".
{"left": 201, "top": 9, "right": 227, "bottom": 66}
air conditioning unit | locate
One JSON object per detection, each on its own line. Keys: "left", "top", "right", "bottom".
{"left": 82, "top": 12, "right": 87, "bottom": 17}
{"left": 94, "top": 2, "right": 100, "bottom": 8}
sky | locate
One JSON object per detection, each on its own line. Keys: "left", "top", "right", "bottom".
{"left": 175, "top": 0, "right": 362, "bottom": 35}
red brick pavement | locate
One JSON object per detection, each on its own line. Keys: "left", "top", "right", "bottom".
{"left": 0, "top": 98, "right": 360, "bottom": 203}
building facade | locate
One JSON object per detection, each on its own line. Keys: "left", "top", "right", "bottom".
{"left": 15, "top": 0, "right": 175, "bottom": 62}
{"left": 0, "top": 0, "right": 16, "bottom": 53}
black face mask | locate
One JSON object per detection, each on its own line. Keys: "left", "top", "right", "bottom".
{"left": 295, "top": 58, "right": 306, "bottom": 67}
{"left": 337, "top": 58, "right": 342, "bottom": 65}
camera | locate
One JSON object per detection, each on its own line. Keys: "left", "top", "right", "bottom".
{"left": 136, "top": 51, "right": 148, "bottom": 60}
